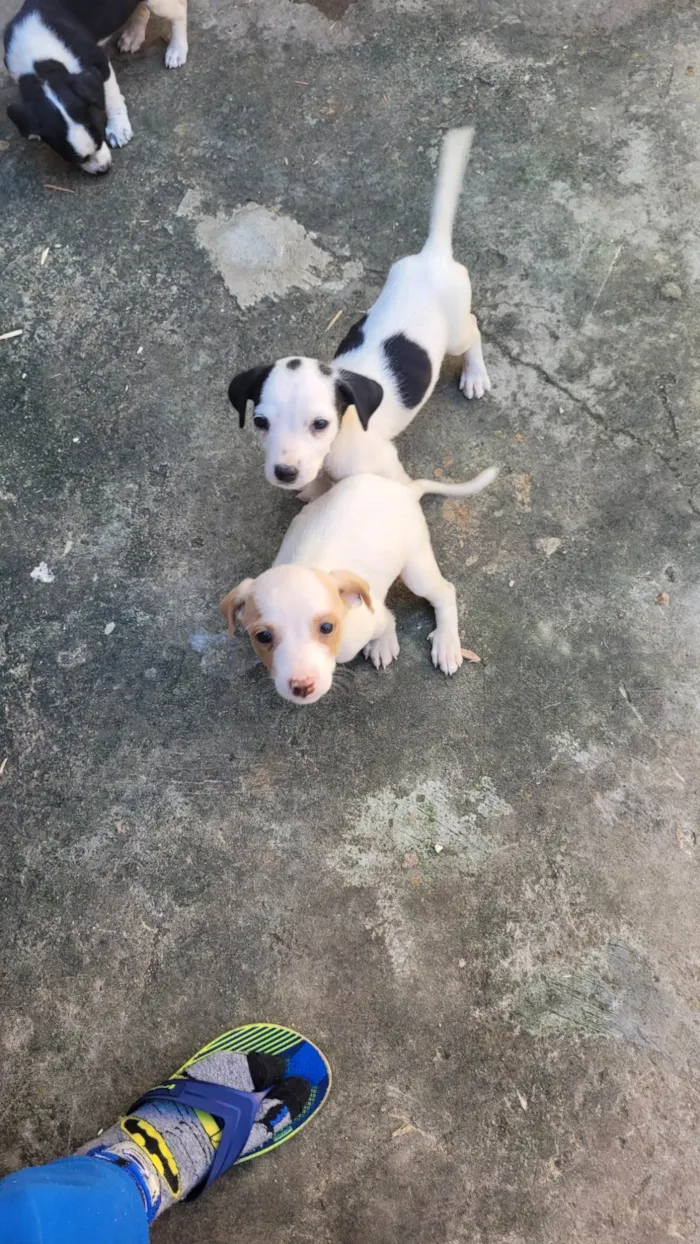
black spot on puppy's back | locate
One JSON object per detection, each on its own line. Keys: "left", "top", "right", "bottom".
{"left": 382, "top": 333, "right": 432, "bottom": 409}
{"left": 318, "top": 362, "right": 332, "bottom": 376}
{"left": 334, "top": 314, "right": 367, "bottom": 357}
{"left": 287, "top": 358, "right": 302, "bottom": 370}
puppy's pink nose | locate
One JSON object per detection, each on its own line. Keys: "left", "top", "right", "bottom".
{"left": 289, "top": 677, "right": 315, "bottom": 699}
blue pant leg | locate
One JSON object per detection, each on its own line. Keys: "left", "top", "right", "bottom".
{"left": 0, "top": 1156, "right": 149, "bottom": 1244}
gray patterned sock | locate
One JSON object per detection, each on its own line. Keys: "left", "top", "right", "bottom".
{"left": 79, "top": 1051, "right": 305, "bottom": 1220}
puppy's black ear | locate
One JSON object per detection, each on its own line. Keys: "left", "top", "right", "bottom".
{"left": 335, "top": 369, "right": 384, "bottom": 430}
{"left": 228, "top": 365, "right": 273, "bottom": 429}
{"left": 72, "top": 67, "right": 105, "bottom": 107}
{"left": 7, "top": 102, "right": 40, "bottom": 139}
{"left": 33, "top": 58, "right": 70, "bottom": 83}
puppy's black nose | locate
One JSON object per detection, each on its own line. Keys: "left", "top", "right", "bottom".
{"left": 274, "top": 464, "right": 299, "bottom": 484}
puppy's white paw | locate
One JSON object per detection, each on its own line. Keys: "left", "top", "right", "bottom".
{"left": 429, "top": 628, "right": 463, "bottom": 676}
{"left": 164, "top": 40, "right": 188, "bottom": 68}
{"left": 106, "top": 111, "right": 133, "bottom": 148}
{"left": 363, "top": 630, "right": 400, "bottom": 670}
{"left": 118, "top": 27, "right": 146, "bottom": 53}
{"left": 460, "top": 359, "right": 492, "bottom": 400}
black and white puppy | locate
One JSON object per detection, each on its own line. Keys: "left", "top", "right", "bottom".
{"left": 228, "top": 128, "right": 491, "bottom": 496}
{"left": 4, "top": 0, "right": 188, "bottom": 173}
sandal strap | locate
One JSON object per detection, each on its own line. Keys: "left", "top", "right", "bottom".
{"left": 128, "top": 1078, "right": 269, "bottom": 1199}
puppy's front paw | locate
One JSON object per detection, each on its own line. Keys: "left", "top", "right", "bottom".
{"left": 459, "top": 359, "right": 491, "bottom": 400}
{"left": 106, "top": 111, "right": 133, "bottom": 148}
{"left": 429, "top": 628, "right": 463, "bottom": 676}
{"left": 118, "top": 27, "right": 146, "bottom": 53}
{"left": 297, "top": 478, "right": 329, "bottom": 503}
{"left": 164, "top": 39, "right": 188, "bottom": 68}
{"left": 363, "top": 630, "right": 400, "bottom": 670}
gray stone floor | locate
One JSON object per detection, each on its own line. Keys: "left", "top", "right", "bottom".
{"left": 1, "top": 1, "right": 699, "bottom": 1241}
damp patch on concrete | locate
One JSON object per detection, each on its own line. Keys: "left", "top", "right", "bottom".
{"left": 509, "top": 940, "right": 700, "bottom": 1068}
{"left": 548, "top": 730, "right": 598, "bottom": 772}
{"left": 328, "top": 777, "right": 511, "bottom": 977}
{"left": 332, "top": 776, "right": 511, "bottom": 880}
{"left": 177, "top": 194, "right": 362, "bottom": 308}
{"left": 190, "top": 630, "right": 229, "bottom": 655}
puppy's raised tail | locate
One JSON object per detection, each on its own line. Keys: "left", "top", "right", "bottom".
{"left": 423, "top": 127, "right": 474, "bottom": 257}
{"left": 411, "top": 465, "right": 498, "bottom": 501}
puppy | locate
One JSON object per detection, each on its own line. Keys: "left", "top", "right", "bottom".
{"left": 228, "top": 127, "right": 491, "bottom": 495}
{"left": 219, "top": 465, "right": 497, "bottom": 706}
{"left": 4, "top": 0, "right": 188, "bottom": 173}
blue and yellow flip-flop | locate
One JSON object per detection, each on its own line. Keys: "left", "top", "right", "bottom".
{"left": 128, "top": 1023, "right": 331, "bottom": 1199}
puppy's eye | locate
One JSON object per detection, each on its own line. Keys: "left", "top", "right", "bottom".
{"left": 312, "top": 418, "right": 330, "bottom": 432}
{"left": 255, "top": 629, "right": 273, "bottom": 646}
{"left": 319, "top": 621, "right": 334, "bottom": 635}
{"left": 253, "top": 415, "right": 270, "bottom": 431}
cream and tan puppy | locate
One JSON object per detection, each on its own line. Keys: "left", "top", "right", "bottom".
{"left": 220, "top": 466, "right": 497, "bottom": 706}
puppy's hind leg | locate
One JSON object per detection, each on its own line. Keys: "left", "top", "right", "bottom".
{"left": 146, "top": 0, "right": 188, "bottom": 66}
{"left": 363, "top": 605, "right": 400, "bottom": 670}
{"left": 401, "top": 546, "right": 463, "bottom": 675}
{"left": 457, "top": 313, "right": 491, "bottom": 401}
{"left": 118, "top": 2, "right": 150, "bottom": 53}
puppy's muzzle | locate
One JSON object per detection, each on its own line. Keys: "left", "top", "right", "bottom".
{"left": 82, "top": 143, "right": 112, "bottom": 175}
{"left": 274, "top": 464, "right": 299, "bottom": 484}
{"left": 289, "top": 677, "right": 315, "bottom": 700}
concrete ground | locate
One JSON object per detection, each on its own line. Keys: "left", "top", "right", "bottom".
{"left": 1, "top": 0, "right": 700, "bottom": 1240}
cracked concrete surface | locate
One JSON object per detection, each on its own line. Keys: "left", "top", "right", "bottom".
{"left": 1, "top": 0, "right": 699, "bottom": 1241}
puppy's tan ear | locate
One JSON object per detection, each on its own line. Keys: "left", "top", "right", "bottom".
{"left": 219, "top": 578, "right": 255, "bottom": 636}
{"left": 329, "top": 570, "right": 374, "bottom": 612}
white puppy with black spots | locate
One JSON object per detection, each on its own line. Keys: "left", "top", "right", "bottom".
{"left": 219, "top": 465, "right": 497, "bottom": 707}
{"left": 228, "top": 128, "right": 491, "bottom": 499}
{"left": 4, "top": 0, "right": 187, "bottom": 173}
